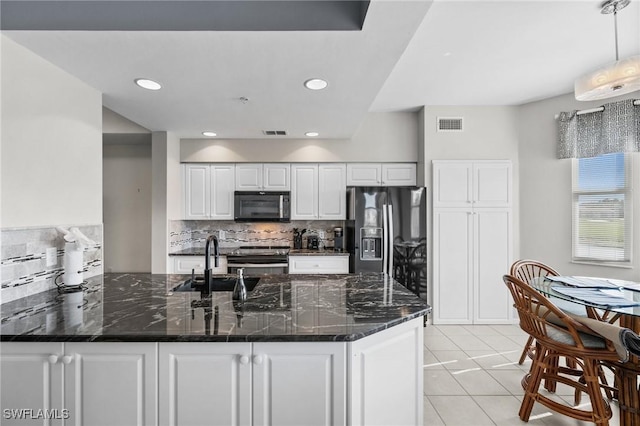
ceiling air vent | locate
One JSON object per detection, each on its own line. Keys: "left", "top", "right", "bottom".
{"left": 437, "top": 117, "right": 463, "bottom": 132}
{"left": 262, "top": 130, "right": 287, "bottom": 136}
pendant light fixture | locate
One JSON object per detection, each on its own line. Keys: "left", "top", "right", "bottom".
{"left": 574, "top": 0, "right": 640, "bottom": 101}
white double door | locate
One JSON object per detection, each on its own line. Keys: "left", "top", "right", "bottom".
{"left": 432, "top": 160, "right": 513, "bottom": 324}
{"left": 159, "top": 342, "right": 346, "bottom": 426}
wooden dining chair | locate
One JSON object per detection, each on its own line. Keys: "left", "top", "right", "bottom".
{"left": 406, "top": 242, "right": 426, "bottom": 296}
{"left": 503, "top": 274, "right": 620, "bottom": 426}
{"left": 510, "top": 259, "right": 560, "bottom": 364}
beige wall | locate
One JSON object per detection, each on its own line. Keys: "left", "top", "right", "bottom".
{"left": 103, "top": 107, "right": 150, "bottom": 134}
{"left": 1, "top": 35, "right": 103, "bottom": 228}
{"left": 517, "top": 92, "right": 640, "bottom": 281}
{"left": 181, "top": 112, "right": 419, "bottom": 163}
{"left": 103, "top": 143, "right": 152, "bottom": 272}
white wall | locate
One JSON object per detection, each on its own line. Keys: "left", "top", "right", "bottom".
{"left": 517, "top": 92, "right": 640, "bottom": 281}
{"left": 180, "top": 112, "right": 419, "bottom": 162}
{"left": 103, "top": 143, "right": 152, "bottom": 272}
{"left": 151, "top": 131, "right": 181, "bottom": 273}
{"left": 1, "top": 35, "right": 102, "bottom": 228}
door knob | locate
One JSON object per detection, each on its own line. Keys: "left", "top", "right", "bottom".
{"left": 48, "top": 355, "right": 59, "bottom": 364}
{"left": 239, "top": 355, "right": 249, "bottom": 365}
{"left": 62, "top": 355, "right": 74, "bottom": 365}
{"left": 253, "top": 355, "right": 264, "bottom": 365}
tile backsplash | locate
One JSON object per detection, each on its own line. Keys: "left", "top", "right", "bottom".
{"left": 170, "top": 220, "right": 344, "bottom": 252}
{"left": 1, "top": 224, "right": 103, "bottom": 304}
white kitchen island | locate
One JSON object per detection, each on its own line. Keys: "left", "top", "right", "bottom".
{"left": 1, "top": 273, "right": 429, "bottom": 426}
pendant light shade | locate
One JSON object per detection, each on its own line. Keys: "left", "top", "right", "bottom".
{"left": 575, "top": 55, "right": 640, "bottom": 101}
{"left": 574, "top": 0, "right": 640, "bottom": 101}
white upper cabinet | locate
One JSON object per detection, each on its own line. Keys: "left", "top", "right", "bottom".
{"left": 347, "top": 164, "right": 381, "bottom": 186}
{"left": 184, "top": 164, "right": 211, "bottom": 219}
{"left": 291, "top": 164, "right": 319, "bottom": 220}
{"left": 381, "top": 163, "right": 417, "bottom": 186}
{"left": 211, "top": 165, "right": 235, "bottom": 220}
{"left": 263, "top": 164, "right": 290, "bottom": 190}
{"left": 433, "top": 160, "right": 512, "bottom": 208}
{"left": 183, "top": 163, "right": 235, "bottom": 220}
{"left": 235, "top": 163, "right": 290, "bottom": 191}
{"left": 235, "top": 164, "right": 262, "bottom": 190}
{"left": 347, "top": 163, "right": 416, "bottom": 186}
{"left": 318, "top": 164, "right": 347, "bottom": 220}
{"left": 291, "top": 163, "right": 346, "bottom": 220}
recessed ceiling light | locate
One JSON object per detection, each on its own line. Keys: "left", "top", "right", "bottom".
{"left": 304, "top": 78, "right": 328, "bottom": 90}
{"left": 202, "top": 131, "right": 217, "bottom": 137}
{"left": 305, "top": 132, "right": 319, "bottom": 137}
{"left": 134, "top": 78, "right": 162, "bottom": 91}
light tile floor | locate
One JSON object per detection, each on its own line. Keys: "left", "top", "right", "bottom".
{"left": 423, "top": 323, "right": 620, "bottom": 426}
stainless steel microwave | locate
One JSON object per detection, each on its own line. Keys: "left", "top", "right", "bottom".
{"left": 234, "top": 191, "right": 291, "bottom": 222}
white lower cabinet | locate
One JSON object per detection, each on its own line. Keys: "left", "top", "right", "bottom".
{"left": 171, "top": 255, "right": 228, "bottom": 274}
{"left": 252, "top": 342, "right": 346, "bottom": 426}
{"left": 159, "top": 341, "right": 346, "bottom": 426}
{"left": 0, "top": 342, "right": 157, "bottom": 426}
{"left": 159, "top": 342, "right": 251, "bottom": 426}
{"left": 288, "top": 255, "right": 349, "bottom": 274}
{"left": 432, "top": 207, "right": 513, "bottom": 324}
{"left": 0, "top": 342, "right": 63, "bottom": 426}
{"left": 1, "top": 317, "right": 424, "bottom": 426}
{"left": 349, "top": 319, "right": 424, "bottom": 426}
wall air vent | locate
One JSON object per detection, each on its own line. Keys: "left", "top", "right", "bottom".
{"left": 437, "top": 117, "right": 464, "bottom": 132}
{"left": 263, "top": 130, "right": 287, "bottom": 136}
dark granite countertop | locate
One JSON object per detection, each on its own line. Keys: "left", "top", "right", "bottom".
{"left": 288, "top": 249, "right": 349, "bottom": 256}
{"left": 169, "top": 248, "right": 234, "bottom": 256}
{"left": 0, "top": 273, "right": 430, "bottom": 343}
{"left": 169, "top": 248, "right": 348, "bottom": 256}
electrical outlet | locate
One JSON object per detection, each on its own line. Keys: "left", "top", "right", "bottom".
{"left": 45, "top": 247, "right": 57, "bottom": 267}
{"left": 318, "top": 230, "right": 325, "bottom": 239}
{"left": 219, "top": 230, "right": 226, "bottom": 240}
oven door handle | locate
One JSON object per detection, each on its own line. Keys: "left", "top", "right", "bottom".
{"left": 228, "top": 263, "right": 289, "bottom": 268}
{"left": 279, "top": 195, "right": 284, "bottom": 218}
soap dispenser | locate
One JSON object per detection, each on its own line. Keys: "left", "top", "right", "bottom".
{"left": 232, "top": 268, "right": 247, "bottom": 302}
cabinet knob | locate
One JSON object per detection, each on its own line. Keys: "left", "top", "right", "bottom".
{"left": 48, "top": 355, "right": 59, "bottom": 364}
{"left": 62, "top": 355, "right": 74, "bottom": 365}
{"left": 239, "top": 355, "right": 249, "bottom": 365}
{"left": 253, "top": 355, "right": 264, "bottom": 365}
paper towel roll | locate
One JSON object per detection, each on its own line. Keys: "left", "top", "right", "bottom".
{"left": 63, "top": 242, "right": 83, "bottom": 286}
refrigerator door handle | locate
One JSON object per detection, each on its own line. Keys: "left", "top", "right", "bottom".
{"left": 388, "top": 204, "right": 394, "bottom": 277}
{"left": 382, "top": 204, "right": 388, "bottom": 276}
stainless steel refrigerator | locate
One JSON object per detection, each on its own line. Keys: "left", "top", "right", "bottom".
{"left": 345, "top": 186, "right": 427, "bottom": 296}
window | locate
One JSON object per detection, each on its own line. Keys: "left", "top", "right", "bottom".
{"left": 572, "top": 152, "right": 632, "bottom": 264}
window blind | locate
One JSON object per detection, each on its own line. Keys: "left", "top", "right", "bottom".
{"left": 572, "top": 152, "right": 632, "bottom": 263}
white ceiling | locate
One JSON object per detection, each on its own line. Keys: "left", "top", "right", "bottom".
{"left": 3, "top": 0, "right": 640, "bottom": 139}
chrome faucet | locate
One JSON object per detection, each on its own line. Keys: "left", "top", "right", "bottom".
{"left": 203, "top": 234, "right": 220, "bottom": 293}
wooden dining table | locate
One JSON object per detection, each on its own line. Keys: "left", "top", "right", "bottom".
{"left": 531, "top": 276, "right": 640, "bottom": 426}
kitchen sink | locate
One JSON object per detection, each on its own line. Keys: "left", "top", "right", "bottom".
{"left": 172, "top": 276, "right": 261, "bottom": 293}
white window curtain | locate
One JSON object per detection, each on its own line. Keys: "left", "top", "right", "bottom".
{"left": 557, "top": 99, "right": 640, "bottom": 159}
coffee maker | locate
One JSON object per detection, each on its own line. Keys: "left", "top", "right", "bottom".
{"left": 333, "top": 227, "right": 344, "bottom": 252}
{"left": 307, "top": 235, "right": 319, "bottom": 250}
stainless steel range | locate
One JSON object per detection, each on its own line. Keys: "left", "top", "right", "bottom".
{"left": 226, "top": 245, "right": 289, "bottom": 276}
